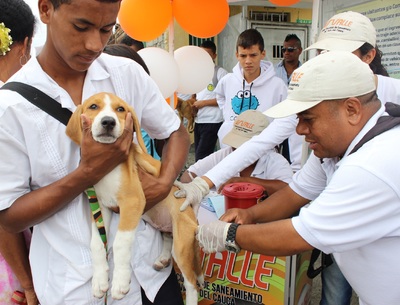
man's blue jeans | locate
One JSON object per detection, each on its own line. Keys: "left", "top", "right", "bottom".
{"left": 320, "top": 258, "right": 353, "bottom": 305}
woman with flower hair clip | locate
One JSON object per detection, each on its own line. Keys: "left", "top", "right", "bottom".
{"left": 0, "top": 0, "right": 35, "bottom": 85}
{"left": 0, "top": 1, "right": 37, "bottom": 304}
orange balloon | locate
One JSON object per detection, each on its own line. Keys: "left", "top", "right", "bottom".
{"left": 269, "top": 0, "right": 301, "bottom": 6}
{"left": 118, "top": 0, "right": 172, "bottom": 42}
{"left": 172, "top": 0, "right": 229, "bottom": 38}
{"left": 166, "top": 93, "right": 178, "bottom": 109}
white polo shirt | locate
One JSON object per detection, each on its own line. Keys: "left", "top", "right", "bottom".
{"left": 376, "top": 74, "right": 400, "bottom": 106}
{"left": 0, "top": 54, "right": 181, "bottom": 305}
{"left": 195, "top": 65, "right": 228, "bottom": 124}
{"left": 291, "top": 104, "right": 400, "bottom": 305}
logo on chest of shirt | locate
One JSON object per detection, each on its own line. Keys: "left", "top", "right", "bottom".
{"left": 207, "top": 84, "right": 215, "bottom": 92}
{"left": 231, "top": 89, "right": 259, "bottom": 115}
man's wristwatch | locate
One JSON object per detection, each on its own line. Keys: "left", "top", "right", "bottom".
{"left": 225, "top": 223, "right": 241, "bottom": 253}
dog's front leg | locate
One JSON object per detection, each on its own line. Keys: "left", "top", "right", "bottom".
{"left": 111, "top": 198, "right": 144, "bottom": 299}
{"left": 91, "top": 207, "right": 112, "bottom": 298}
{"left": 153, "top": 232, "right": 173, "bottom": 271}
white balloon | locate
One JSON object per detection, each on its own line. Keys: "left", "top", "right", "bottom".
{"left": 174, "top": 46, "right": 215, "bottom": 95}
{"left": 138, "top": 47, "right": 179, "bottom": 98}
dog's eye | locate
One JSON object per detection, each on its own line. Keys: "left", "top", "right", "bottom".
{"left": 89, "top": 104, "right": 98, "bottom": 110}
{"left": 116, "top": 106, "right": 125, "bottom": 112}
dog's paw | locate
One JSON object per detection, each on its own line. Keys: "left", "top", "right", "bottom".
{"left": 197, "top": 274, "right": 205, "bottom": 288}
{"left": 153, "top": 252, "right": 172, "bottom": 271}
{"left": 92, "top": 271, "right": 109, "bottom": 298}
{"left": 153, "top": 257, "right": 171, "bottom": 271}
{"left": 111, "top": 270, "right": 131, "bottom": 299}
{"left": 184, "top": 285, "right": 199, "bottom": 305}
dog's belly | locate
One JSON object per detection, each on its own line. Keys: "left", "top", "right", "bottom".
{"left": 94, "top": 165, "right": 122, "bottom": 208}
{"left": 143, "top": 200, "right": 173, "bottom": 233}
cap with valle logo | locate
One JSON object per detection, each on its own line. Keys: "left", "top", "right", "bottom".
{"left": 306, "top": 11, "right": 376, "bottom": 52}
{"left": 264, "top": 51, "right": 376, "bottom": 119}
{"left": 223, "top": 110, "right": 269, "bottom": 148}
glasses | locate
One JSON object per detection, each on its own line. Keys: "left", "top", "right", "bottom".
{"left": 282, "top": 47, "right": 298, "bottom": 53}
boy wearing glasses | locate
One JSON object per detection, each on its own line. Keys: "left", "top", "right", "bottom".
{"left": 275, "top": 34, "right": 303, "bottom": 85}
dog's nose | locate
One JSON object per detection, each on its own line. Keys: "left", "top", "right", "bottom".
{"left": 101, "top": 116, "right": 116, "bottom": 131}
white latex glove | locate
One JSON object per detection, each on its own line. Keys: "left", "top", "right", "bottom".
{"left": 196, "top": 220, "right": 230, "bottom": 253}
{"left": 174, "top": 177, "right": 210, "bottom": 213}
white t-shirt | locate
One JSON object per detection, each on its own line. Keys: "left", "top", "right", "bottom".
{"left": 376, "top": 74, "right": 400, "bottom": 105}
{"left": 291, "top": 104, "right": 400, "bottom": 305}
{"left": 188, "top": 146, "right": 293, "bottom": 191}
{"left": 195, "top": 65, "right": 228, "bottom": 124}
{"left": 0, "top": 54, "right": 181, "bottom": 305}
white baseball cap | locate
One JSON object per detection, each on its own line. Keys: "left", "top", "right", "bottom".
{"left": 264, "top": 51, "right": 376, "bottom": 119}
{"left": 223, "top": 110, "right": 269, "bottom": 148}
{"left": 306, "top": 11, "right": 376, "bottom": 52}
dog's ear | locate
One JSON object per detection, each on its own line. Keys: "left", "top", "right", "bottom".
{"left": 127, "top": 105, "right": 149, "bottom": 155}
{"left": 176, "top": 98, "right": 183, "bottom": 109}
{"left": 66, "top": 105, "right": 84, "bottom": 145}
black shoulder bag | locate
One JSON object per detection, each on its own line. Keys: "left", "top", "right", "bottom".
{"left": 0, "top": 81, "right": 72, "bottom": 124}
{"left": 307, "top": 102, "right": 400, "bottom": 279}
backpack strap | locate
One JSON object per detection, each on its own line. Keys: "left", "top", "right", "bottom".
{"left": 0, "top": 81, "right": 72, "bottom": 125}
{"left": 350, "top": 102, "right": 400, "bottom": 155}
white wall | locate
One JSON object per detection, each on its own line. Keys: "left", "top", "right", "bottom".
{"left": 25, "top": 0, "right": 47, "bottom": 49}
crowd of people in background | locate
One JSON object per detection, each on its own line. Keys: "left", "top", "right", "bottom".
{"left": 0, "top": 1, "right": 399, "bottom": 304}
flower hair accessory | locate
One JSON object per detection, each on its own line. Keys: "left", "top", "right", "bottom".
{"left": 0, "top": 22, "right": 13, "bottom": 56}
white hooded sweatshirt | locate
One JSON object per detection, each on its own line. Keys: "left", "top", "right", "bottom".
{"left": 215, "top": 60, "right": 287, "bottom": 146}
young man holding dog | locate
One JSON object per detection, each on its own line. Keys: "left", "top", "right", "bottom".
{"left": 0, "top": 0, "right": 189, "bottom": 304}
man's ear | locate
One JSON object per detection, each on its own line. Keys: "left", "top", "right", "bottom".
{"left": 344, "top": 97, "right": 363, "bottom": 126}
{"left": 260, "top": 49, "right": 266, "bottom": 60}
{"left": 298, "top": 47, "right": 303, "bottom": 56}
{"left": 38, "top": 0, "right": 53, "bottom": 24}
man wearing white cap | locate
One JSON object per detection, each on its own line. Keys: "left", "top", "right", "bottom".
{"left": 179, "top": 110, "right": 293, "bottom": 196}
{"left": 195, "top": 51, "right": 400, "bottom": 305}
{"left": 304, "top": 11, "right": 400, "bottom": 304}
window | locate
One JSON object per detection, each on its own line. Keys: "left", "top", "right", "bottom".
{"left": 249, "top": 11, "right": 290, "bottom": 23}
{"left": 189, "top": 36, "right": 215, "bottom": 46}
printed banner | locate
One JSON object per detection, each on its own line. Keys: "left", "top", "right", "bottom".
{"left": 176, "top": 249, "right": 312, "bottom": 305}
{"left": 340, "top": 0, "right": 400, "bottom": 78}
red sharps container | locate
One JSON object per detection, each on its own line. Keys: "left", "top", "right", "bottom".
{"left": 222, "top": 182, "right": 265, "bottom": 210}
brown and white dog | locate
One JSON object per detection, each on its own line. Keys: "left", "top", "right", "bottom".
{"left": 176, "top": 95, "right": 196, "bottom": 133}
{"left": 66, "top": 92, "right": 203, "bottom": 303}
